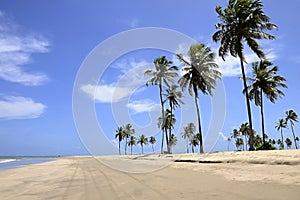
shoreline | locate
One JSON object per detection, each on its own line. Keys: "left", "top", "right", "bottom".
{"left": 1, "top": 150, "right": 299, "bottom": 199}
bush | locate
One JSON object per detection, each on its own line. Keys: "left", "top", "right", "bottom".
{"left": 256, "top": 142, "right": 277, "bottom": 150}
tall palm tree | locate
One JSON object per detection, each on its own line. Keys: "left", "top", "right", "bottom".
{"left": 213, "top": 0, "right": 277, "bottom": 150}
{"left": 227, "top": 137, "right": 231, "bottom": 152}
{"left": 137, "top": 134, "right": 148, "bottom": 154}
{"left": 164, "top": 84, "right": 184, "bottom": 147}
{"left": 144, "top": 56, "right": 178, "bottom": 154}
{"left": 285, "top": 110, "right": 299, "bottom": 149}
{"left": 115, "top": 126, "right": 124, "bottom": 155}
{"left": 246, "top": 60, "right": 287, "bottom": 147}
{"left": 149, "top": 136, "right": 156, "bottom": 154}
{"left": 236, "top": 137, "right": 244, "bottom": 151}
{"left": 177, "top": 43, "right": 221, "bottom": 153}
{"left": 127, "top": 136, "right": 136, "bottom": 155}
{"left": 181, "top": 122, "right": 196, "bottom": 153}
{"left": 230, "top": 128, "right": 240, "bottom": 145}
{"left": 275, "top": 118, "right": 287, "bottom": 150}
{"left": 190, "top": 134, "right": 199, "bottom": 153}
{"left": 123, "top": 123, "right": 135, "bottom": 155}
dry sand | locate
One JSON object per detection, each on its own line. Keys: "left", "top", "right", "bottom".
{"left": 0, "top": 150, "right": 300, "bottom": 200}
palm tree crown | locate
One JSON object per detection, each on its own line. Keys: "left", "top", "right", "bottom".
{"left": 178, "top": 43, "right": 221, "bottom": 153}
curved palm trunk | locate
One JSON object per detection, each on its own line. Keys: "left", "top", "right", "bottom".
{"left": 240, "top": 58, "right": 254, "bottom": 151}
{"left": 260, "top": 89, "right": 266, "bottom": 147}
{"left": 290, "top": 123, "right": 298, "bottom": 149}
{"left": 280, "top": 128, "right": 284, "bottom": 150}
{"left": 194, "top": 94, "right": 204, "bottom": 153}
{"left": 159, "top": 82, "right": 165, "bottom": 154}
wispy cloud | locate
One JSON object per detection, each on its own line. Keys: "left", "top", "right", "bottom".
{"left": 117, "top": 18, "right": 140, "bottom": 28}
{"left": 0, "top": 96, "right": 46, "bottom": 119}
{"left": 0, "top": 11, "right": 50, "bottom": 86}
{"left": 81, "top": 58, "right": 151, "bottom": 103}
{"left": 126, "top": 99, "right": 160, "bottom": 114}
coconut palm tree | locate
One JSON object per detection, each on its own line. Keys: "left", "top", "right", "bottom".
{"left": 236, "top": 137, "right": 244, "bottom": 151}
{"left": 190, "top": 134, "right": 199, "bottom": 153}
{"left": 137, "top": 134, "right": 148, "bottom": 154}
{"left": 144, "top": 56, "right": 178, "bottom": 154}
{"left": 275, "top": 118, "right": 287, "bottom": 150}
{"left": 239, "top": 123, "right": 251, "bottom": 150}
{"left": 181, "top": 122, "right": 196, "bottom": 153}
{"left": 123, "top": 123, "right": 135, "bottom": 155}
{"left": 285, "top": 138, "right": 292, "bottom": 149}
{"left": 169, "top": 134, "right": 178, "bottom": 153}
{"left": 227, "top": 137, "right": 231, "bottom": 151}
{"left": 213, "top": 0, "right": 277, "bottom": 150}
{"left": 277, "top": 139, "right": 283, "bottom": 150}
{"left": 246, "top": 60, "right": 287, "bottom": 147}
{"left": 115, "top": 126, "right": 125, "bottom": 155}
{"left": 285, "top": 110, "right": 299, "bottom": 149}
{"left": 230, "top": 128, "right": 240, "bottom": 145}
{"left": 158, "top": 109, "right": 176, "bottom": 153}
{"left": 149, "top": 136, "right": 156, "bottom": 154}
{"left": 164, "top": 84, "right": 184, "bottom": 146}
{"left": 177, "top": 43, "right": 221, "bottom": 153}
{"left": 127, "top": 136, "right": 136, "bottom": 155}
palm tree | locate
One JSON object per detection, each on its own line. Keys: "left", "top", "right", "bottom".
{"left": 190, "top": 134, "right": 199, "bottom": 153}
{"left": 275, "top": 118, "right": 287, "bottom": 150}
{"left": 236, "top": 137, "right": 244, "bottom": 151}
{"left": 239, "top": 123, "right": 250, "bottom": 150}
{"left": 213, "top": 0, "right": 277, "bottom": 150}
{"left": 123, "top": 123, "right": 135, "bottom": 155}
{"left": 144, "top": 56, "right": 178, "bottom": 154}
{"left": 277, "top": 139, "right": 283, "bottom": 150}
{"left": 285, "top": 110, "right": 299, "bottom": 149}
{"left": 246, "top": 60, "right": 287, "bottom": 147}
{"left": 115, "top": 126, "right": 125, "bottom": 155}
{"left": 164, "top": 84, "right": 184, "bottom": 148}
{"left": 227, "top": 137, "right": 231, "bottom": 151}
{"left": 285, "top": 138, "right": 292, "bottom": 149}
{"left": 169, "top": 134, "right": 178, "bottom": 153}
{"left": 127, "top": 136, "right": 136, "bottom": 155}
{"left": 181, "top": 122, "right": 196, "bottom": 153}
{"left": 177, "top": 43, "right": 221, "bottom": 153}
{"left": 230, "top": 128, "right": 240, "bottom": 145}
{"left": 149, "top": 136, "right": 156, "bottom": 154}
{"left": 137, "top": 134, "right": 148, "bottom": 154}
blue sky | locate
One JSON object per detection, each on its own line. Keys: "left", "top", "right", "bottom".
{"left": 0, "top": 0, "right": 299, "bottom": 156}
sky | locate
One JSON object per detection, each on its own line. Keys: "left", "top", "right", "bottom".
{"left": 0, "top": 0, "right": 299, "bottom": 156}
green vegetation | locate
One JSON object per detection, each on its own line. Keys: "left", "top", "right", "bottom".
{"left": 113, "top": 0, "right": 298, "bottom": 155}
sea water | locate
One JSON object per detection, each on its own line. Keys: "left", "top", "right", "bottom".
{"left": 0, "top": 157, "right": 56, "bottom": 171}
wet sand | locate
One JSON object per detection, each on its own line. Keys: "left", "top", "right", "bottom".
{"left": 0, "top": 150, "right": 299, "bottom": 200}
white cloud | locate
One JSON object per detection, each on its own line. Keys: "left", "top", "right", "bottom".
{"left": 81, "top": 84, "right": 134, "bottom": 103}
{"left": 218, "top": 132, "right": 228, "bottom": 141}
{"left": 126, "top": 99, "right": 160, "bottom": 114}
{"left": 0, "top": 11, "right": 50, "bottom": 86}
{"left": 117, "top": 18, "right": 140, "bottom": 28}
{"left": 81, "top": 58, "right": 151, "bottom": 103}
{"left": 0, "top": 96, "right": 46, "bottom": 119}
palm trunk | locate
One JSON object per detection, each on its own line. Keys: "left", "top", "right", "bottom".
{"left": 280, "top": 128, "right": 284, "bottom": 150}
{"left": 290, "top": 123, "right": 298, "bottom": 149}
{"left": 159, "top": 82, "right": 165, "bottom": 154}
{"left": 131, "top": 145, "right": 133, "bottom": 155}
{"left": 169, "top": 103, "right": 173, "bottom": 154}
{"left": 240, "top": 58, "right": 254, "bottom": 151}
{"left": 125, "top": 137, "right": 128, "bottom": 155}
{"left": 260, "top": 88, "right": 266, "bottom": 147}
{"left": 186, "top": 139, "right": 189, "bottom": 153}
{"left": 165, "top": 127, "right": 169, "bottom": 153}
{"left": 152, "top": 144, "right": 154, "bottom": 154}
{"left": 118, "top": 141, "right": 121, "bottom": 155}
{"left": 228, "top": 141, "right": 230, "bottom": 152}
{"left": 194, "top": 94, "right": 204, "bottom": 153}
{"left": 141, "top": 144, "right": 144, "bottom": 154}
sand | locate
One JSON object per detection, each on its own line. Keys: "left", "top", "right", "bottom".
{"left": 0, "top": 150, "right": 300, "bottom": 200}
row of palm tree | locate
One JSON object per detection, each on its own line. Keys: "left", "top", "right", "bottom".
{"left": 145, "top": 43, "right": 221, "bottom": 154}
{"left": 276, "top": 110, "right": 299, "bottom": 149}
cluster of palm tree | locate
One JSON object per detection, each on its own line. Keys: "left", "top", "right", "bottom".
{"left": 275, "top": 110, "right": 299, "bottom": 149}
{"left": 181, "top": 122, "right": 202, "bottom": 153}
{"left": 115, "top": 124, "right": 157, "bottom": 155}
{"left": 145, "top": 43, "right": 221, "bottom": 154}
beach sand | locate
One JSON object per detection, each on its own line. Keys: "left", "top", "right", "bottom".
{"left": 0, "top": 150, "right": 300, "bottom": 200}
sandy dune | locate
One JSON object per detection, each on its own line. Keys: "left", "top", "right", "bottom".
{"left": 0, "top": 150, "right": 299, "bottom": 200}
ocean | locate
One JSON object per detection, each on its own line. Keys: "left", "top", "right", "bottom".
{"left": 0, "top": 157, "right": 56, "bottom": 171}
